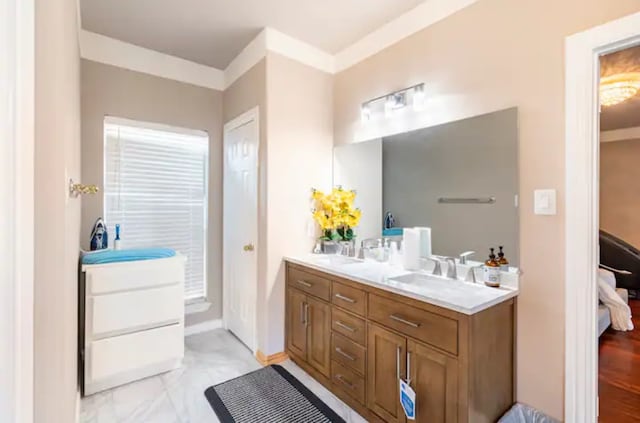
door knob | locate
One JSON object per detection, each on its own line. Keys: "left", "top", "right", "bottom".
{"left": 243, "top": 243, "right": 255, "bottom": 252}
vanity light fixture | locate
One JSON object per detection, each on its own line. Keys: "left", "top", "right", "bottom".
{"left": 360, "top": 83, "right": 425, "bottom": 122}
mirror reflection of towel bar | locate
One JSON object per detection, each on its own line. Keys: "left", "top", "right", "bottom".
{"left": 438, "top": 197, "right": 496, "bottom": 204}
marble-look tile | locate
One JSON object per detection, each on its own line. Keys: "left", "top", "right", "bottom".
{"left": 81, "top": 328, "right": 363, "bottom": 423}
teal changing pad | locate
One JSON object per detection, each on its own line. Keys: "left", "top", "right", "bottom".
{"left": 81, "top": 248, "right": 176, "bottom": 265}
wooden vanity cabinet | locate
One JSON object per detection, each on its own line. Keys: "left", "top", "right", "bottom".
{"left": 285, "top": 262, "right": 515, "bottom": 423}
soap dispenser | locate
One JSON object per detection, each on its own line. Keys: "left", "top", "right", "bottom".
{"left": 483, "top": 248, "right": 501, "bottom": 287}
{"left": 497, "top": 246, "right": 509, "bottom": 271}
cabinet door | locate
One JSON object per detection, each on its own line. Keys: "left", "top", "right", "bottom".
{"left": 408, "top": 340, "right": 458, "bottom": 423}
{"left": 307, "top": 296, "right": 331, "bottom": 377}
{"left": 287, "top": 288, "right": 307, "bottom": 359}
{"left": 367, "top": 323, "right": 407, "bottom": 423}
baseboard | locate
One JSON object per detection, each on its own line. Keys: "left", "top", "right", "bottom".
{"left": 255, "top": 350, "right": 289, "bottom": 366}
{"left": 184, "top": 318, "right": 223, "bottom": 336}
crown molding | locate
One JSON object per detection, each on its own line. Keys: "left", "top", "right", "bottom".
{"left": 224, "top": 29, "right": 268, "bottom": 89}
{"left": 79, "top": 0, "right": 477, "bottom": 88}
{"left": 79, "top": 30, "right": 225, "bottom": 90}
{"left": 335, "top": 0, "right": 478, "bottom": 72}
{"left": 264, "top": 28, "right": 335, "bottom": 74}
{"left": 601, "top": 126, "right": 640, "bottom": 143}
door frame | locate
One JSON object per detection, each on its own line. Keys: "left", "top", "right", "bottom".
{"left": 1, "top": 0, "right": 34, "bottom": 421}
{"left": 565, "top": 10, "right": 640, "bottom": 423}
{"left": 222, "top": 106, "right": 260, "bottom": 353}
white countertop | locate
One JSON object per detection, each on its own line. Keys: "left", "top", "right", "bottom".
{"left": 284, "top": 254, "right": 519, "bottom": 315}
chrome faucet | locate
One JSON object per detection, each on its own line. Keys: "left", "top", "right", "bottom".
{"left": 444, "top": 257, "right": 457, "bottom": 279}
{"left": 426, "top": 257, "right": 443, "bottom": 276}
{"left": 459, "top": 251, "right": 475, "bottom": 265}
{"left": 429, "top": 255, "right": 457, "bottom": 279}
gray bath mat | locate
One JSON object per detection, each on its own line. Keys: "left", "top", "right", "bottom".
{"left": 204, "top": 364, "right": 346, "bottom": 423}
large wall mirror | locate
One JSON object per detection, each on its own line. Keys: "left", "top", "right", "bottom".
{"left": 334, "top": 107, "right": 519, "bottom": 265}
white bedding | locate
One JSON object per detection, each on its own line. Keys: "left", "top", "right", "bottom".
{"left": 598, "top": 269, "right": 634, "bottom": 332}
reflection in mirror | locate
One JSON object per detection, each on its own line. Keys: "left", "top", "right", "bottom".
{"left": 334, "top": 108, "right": 519, "bottom": 265}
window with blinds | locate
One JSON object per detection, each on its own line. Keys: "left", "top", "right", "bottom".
{"left": 104, "top": 117, "right": 209, "bottom": 300}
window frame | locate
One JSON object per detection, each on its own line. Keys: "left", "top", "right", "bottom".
{"left": 102, "top": 115, "right": 210, "bottom": 301}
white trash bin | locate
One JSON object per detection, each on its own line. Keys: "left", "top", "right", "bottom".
{"left": 498, "top": 403, "right": 560, "bottom": 423}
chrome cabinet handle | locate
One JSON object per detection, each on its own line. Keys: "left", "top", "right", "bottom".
{"left": 304, "top": 303, "right": 309, "bottom": 326}
{"left": 336, "top": 374, "right": 355, "bottom": 390}
{"left": 406, "top": 351, "right": 412, "bottom": 386}
{"left": 335, "top": 347, "right": 356, "bottom": 361}
{"left": 396, "top": 346, "right": 401, "bottom": 379}
{"left": 390, "top": 314, "right": 421, "bottom": 328}
{"left": 297, "top": 280, "right": 313, "bottom": 288}
{"left": 335, "top": 320, "right": 356, "bottom": 332}
{"left": 335, "top": 293, "right": 356, "bottom": 303}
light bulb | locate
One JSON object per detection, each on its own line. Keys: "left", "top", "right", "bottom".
{"left": 361, "top": 103, "right": 372, "bottom": 122}
{"left": 413, "top": 84, "right": 425, "bottom": 111}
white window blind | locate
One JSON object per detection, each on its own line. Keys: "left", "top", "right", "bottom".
{"left": 104, "top": 117, "right": 209, "bottom": 300}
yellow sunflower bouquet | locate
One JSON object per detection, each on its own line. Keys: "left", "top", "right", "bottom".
{"left": 311, "top": 186, "right": 362, "bottom": 241}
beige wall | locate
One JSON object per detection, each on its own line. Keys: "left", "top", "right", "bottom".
{"left": 263, "top": 53, "right": 334, "bottom": 354}
{"left": 601, "top": 139, "right": 640, "bottom": 248}
{"left": 81, "top": 60, "right": 224, "bottom": 324}
{"left": 34, "top": 0, "right": 82, "bottom": 420}
{"left": 333, "top": 0, "right": 640, "bottom": 418}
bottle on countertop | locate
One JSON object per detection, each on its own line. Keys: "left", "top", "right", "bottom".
{"left": 483, "top": 248, "right": 501, "bottom": 287}
{"left": 114, "top": 224, "right": 122, "bottom": 250}
{"left": 497, "top": 246, "right": 509, "bottom": 271}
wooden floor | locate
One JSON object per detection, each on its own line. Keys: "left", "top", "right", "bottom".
{"left": 599, "top": 299, "right": 640, "bottom": 422}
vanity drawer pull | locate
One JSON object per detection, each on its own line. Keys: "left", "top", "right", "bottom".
{"left": 297, "top": 280, "right": 313, "bottom": 288}
{"left": 335, "top": 347, "right": 356, "bottom": 361}
{"left": 390, "top": 314, "right": 421, "bottom": 328}
{"left": 336, "top": 374, "right": 355, "bottom": 390}
{"left": 335, "top": 320, "right": 356, "bottom": 332}
{"left": 335, "top": 293, "right": 356, "bottom": 303}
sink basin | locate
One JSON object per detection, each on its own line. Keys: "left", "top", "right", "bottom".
{"left": 314, "top": 255, "right": 362, "bottom": 266}
{"left": 391, "top": 272, "right": 457, "bottom": 285}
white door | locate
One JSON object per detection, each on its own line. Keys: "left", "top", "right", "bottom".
{"left": 223, "top": 108, "right": 259, "bottom": 352}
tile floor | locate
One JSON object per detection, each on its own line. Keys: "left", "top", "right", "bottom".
{"left": 80, "top": 329, "right": 367, "bottom": 422}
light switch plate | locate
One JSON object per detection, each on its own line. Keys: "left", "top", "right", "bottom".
{"left": 534, "top": 189, "right": 557, "bottom": 215}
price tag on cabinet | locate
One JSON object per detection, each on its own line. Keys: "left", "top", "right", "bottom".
{"left": 400, "top": 379, "right": 416, "bottom": 420}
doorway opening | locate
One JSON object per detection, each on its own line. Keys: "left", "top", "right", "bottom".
{"left": 565, "top": 10, "right": 640, "bottom": 423}
{"left": 597, "top": 44, "right": 640, "bottom": 422}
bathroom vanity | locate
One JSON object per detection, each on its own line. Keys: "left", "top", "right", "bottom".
{"left": 284, "top": 255, "right": 517, "bottom": 423}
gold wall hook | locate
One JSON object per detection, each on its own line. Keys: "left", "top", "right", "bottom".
{"left": 69, "top": 179, "right": 99, "bottom": 197}
{"left": 243, "top": 243, "right": 255, "bottom": 252}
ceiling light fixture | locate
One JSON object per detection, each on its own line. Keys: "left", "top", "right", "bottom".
{"left": 360, "top": 83, "right": 425, "bottom": 122}
{"left": 600, "top": 72, "right": 640, "bottom": 107}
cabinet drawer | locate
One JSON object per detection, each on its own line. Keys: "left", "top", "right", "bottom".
{"left": 332, "top": 307, "right": 366, "bottom": 346}
{"left": 331, "top": 332, "right": 366, "bottom": 375}
{"left": 288, "top": 267, "right": 331, "bottom": 301}
{"left": 85, "top": 256, "right": 185, "bottom": 295}
{"left": 88, "top": 284, "right": 183, "bottom": 339}
{"left": 368, "top": 294, "right": 458, "bottom": 355}
{"left": 332, "top": 281, "right": 366, "bottom": 316}
{"left": 331, "top": 361, "right": 366, "bottom": 405}
{"left": 87, "top": 323, "right": 183, "bottom": 382}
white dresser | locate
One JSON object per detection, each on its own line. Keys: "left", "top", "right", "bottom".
{"left": 80, "top": 255, "right": 186, "bottom": 396}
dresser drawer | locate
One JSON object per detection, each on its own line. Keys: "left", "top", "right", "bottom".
{"left": 87, "top": 284, "right": 183, "bottom": 339}
{"left": 331, "top": 332, "right": 366, "bottom": 375}
{"left": 332, "top": 361, "right": 366, "bottom": 404}
{"left": 368, "top": 294, "right": 458, "bottom": 355}
{"left": 85, "top": 256, "right": 185, "bottom": 295}
{"left": 331, "top": 307, "right": 366, "bottom": 346}
{"left": 332, "top": 281, "right": 367, "bottom": 316}
{"left": 288, "top": 266, "right": 331, "bottom": 301}
{"left": 87, "top": 323, "right": 183, "bottom": 382}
